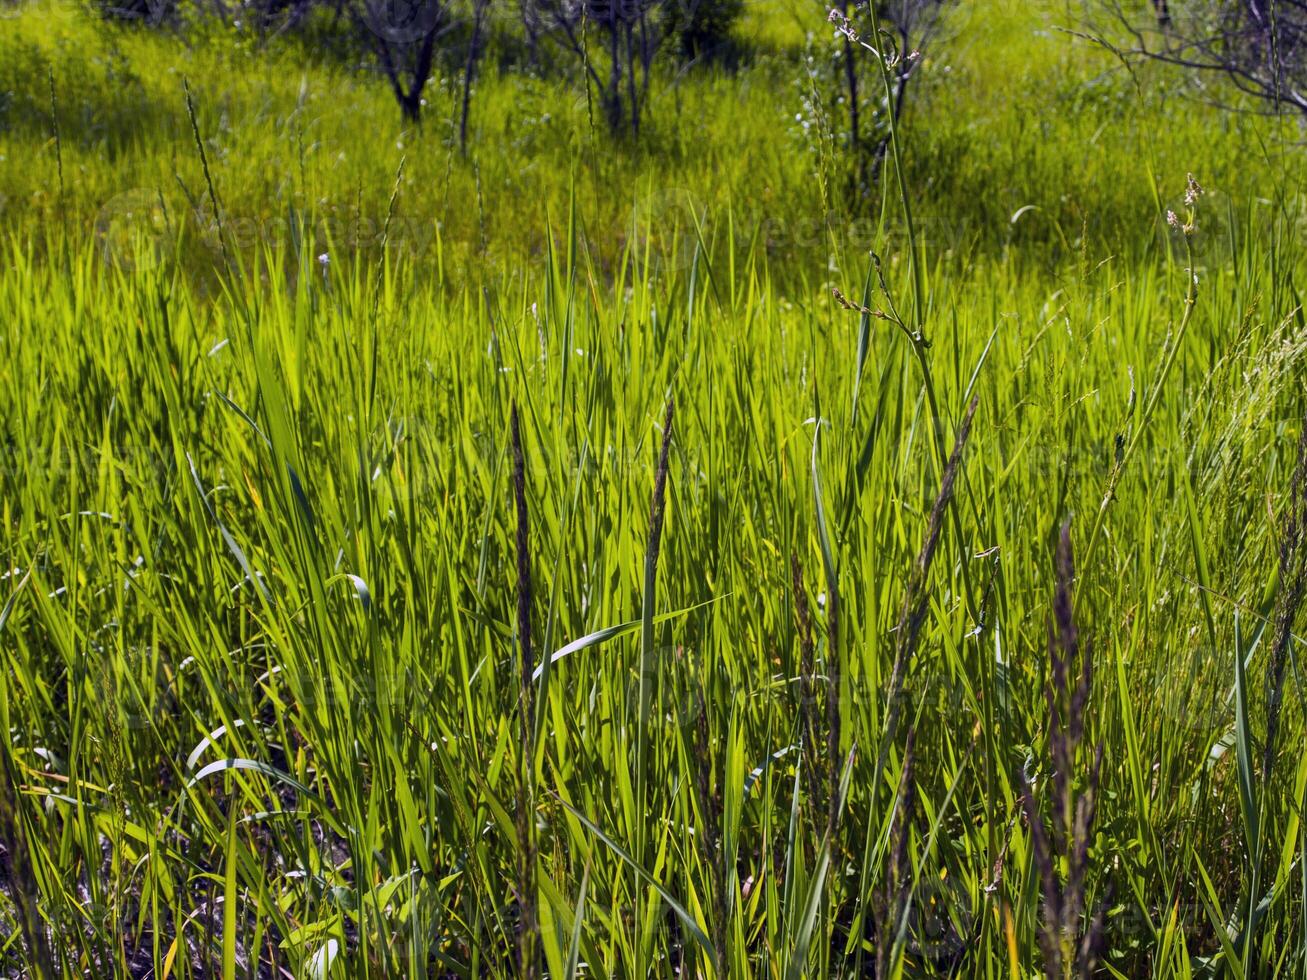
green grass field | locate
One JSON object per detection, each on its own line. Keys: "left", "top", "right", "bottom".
{"left": 1, "top": 0, "right": 1306, "bottom": 976}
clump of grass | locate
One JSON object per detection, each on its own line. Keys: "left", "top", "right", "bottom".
{"left": 5, "top": 10, "right": 1307, "bottom": 969}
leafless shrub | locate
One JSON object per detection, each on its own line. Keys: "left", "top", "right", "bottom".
{"left": 529, "top": 0, "right": 700, "bottom": 135}
{"left": 88, "top": 0, "right": 176, "bottom": 25}
{"left": 350, "top": 0, "right": 454, "bottom": 123}
{"left": 828, "top": 0, "right": 950, "bottom": 195}
{"left": 1093, "top": 0, "right": 1307, "bottom": 116}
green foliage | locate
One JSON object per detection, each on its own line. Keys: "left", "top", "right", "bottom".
{"left": 0, "top": 0, "right": 1305, "bottom": 977}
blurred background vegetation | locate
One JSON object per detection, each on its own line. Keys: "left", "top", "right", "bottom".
{"left": 0, "top": 0, "right": 1301, "bottom": 291}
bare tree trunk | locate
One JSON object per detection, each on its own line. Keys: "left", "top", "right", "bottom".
{"left": 401, "top": 32, "right": 439, "bottom": 121}
{"left": 392, "top": 30, "right": 437, "bottom": 122}
{"left": 638, "top": 8, "right": 653, "bottom": 112}
{"left": 459, "top": 0, "right": 489, "bottom": 153}
{"left": 519, "top": 0, "right": 540, "bottom": 64}
{"left": 356, "top": 2, "right": 442, "bottom": 125}
{"left": 607, "top": 16, "right": 624, "bottom": 131}
{"left": 537, "top": 0, "right": 671, "bottom": 138}
{"left": 626, "top": 19, "right": 640, "bottom": 137}
{"left": 839, "top": 0, "right": 864, "bottom": 194}
{"left": 869, "top": 45, "right": 913, "bottom": 183}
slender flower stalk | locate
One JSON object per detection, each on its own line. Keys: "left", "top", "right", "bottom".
{"left": 636, "top": 396, "right": 675, "bottom": 741}
{"left": 509, "top": 403, "right": 537, "bottom": 980}
{"left": 824, "top": 559, "right": 842, "bottom": 839}
{"left": 1263, "top": 421, "right": 1307, "bottom": 788}
{"left": 638, "top": 397, "right": 676, "bottom": 731}
{"left": 633, "top": 396, "right": 674, "bottom": 951}
{"left": 791, "top": 553, "right": 825, "bottom": 819}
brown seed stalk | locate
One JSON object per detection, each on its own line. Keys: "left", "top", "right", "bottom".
{"left": 1022, "top": 522, "right": 1104, "bottom": 980}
